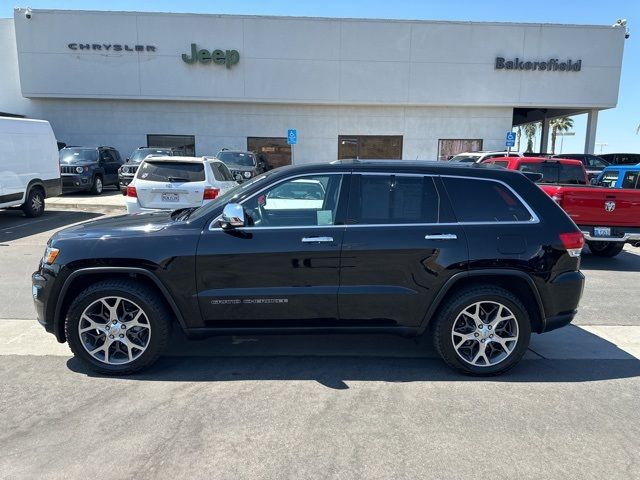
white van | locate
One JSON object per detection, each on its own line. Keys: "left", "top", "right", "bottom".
{"left": 0, "top": 117, "right": 61, "bottom": 217}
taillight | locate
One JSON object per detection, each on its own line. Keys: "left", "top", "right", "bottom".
{"left": 551, "top": 193, "right": 564, "bottom": 206}
{"left": 203, "top": 187, "right": 219, "bottom": 200}
{"left": 560, "top": 232, "right": 584, "bottom": 257}
{"left": 126, "top": 185, "right": 137, "bottom": 197}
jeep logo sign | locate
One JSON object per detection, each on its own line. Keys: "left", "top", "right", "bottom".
{"left": 181, "top": 43, "right": 240, "bottom": 68}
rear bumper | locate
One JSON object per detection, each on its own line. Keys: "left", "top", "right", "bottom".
{"left": 540, "top": 270, "right": 585, "bottom": 333}
{"left": 580, "top": 225, "right": 640, "bottom": 243}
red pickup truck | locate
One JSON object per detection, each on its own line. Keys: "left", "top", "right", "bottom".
{"left": 482, "top": 157, "right": 640, "bottom": 257}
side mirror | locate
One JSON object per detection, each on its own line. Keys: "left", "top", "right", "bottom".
{"left": 590, "top": 178, "right": 597, "bottom": 185}
{"left": 126, "top": 158, "right": 130, "bottom": 163}
{"left": 220, "top": 203, "right": 245, "bottom": 229}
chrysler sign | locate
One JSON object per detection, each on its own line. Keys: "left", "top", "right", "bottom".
{"left": 495, "top": 57, "right": 582, "bottom": 72}
{"left": 68, "top": 43, "right": 156, "bottom": 52}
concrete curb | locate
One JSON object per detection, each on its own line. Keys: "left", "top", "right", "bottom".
{"left": 47, "top": 202, "right": 126, "bottom": 214}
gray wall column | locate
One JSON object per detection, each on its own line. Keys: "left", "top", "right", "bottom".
{"left": 584, "top": 109, "right": 599, "bottom": 154}
{"left": 540, "top": 117, "right": 550, "bottom": 153}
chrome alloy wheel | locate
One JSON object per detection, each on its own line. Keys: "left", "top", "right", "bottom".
{"left": 78, "top": 297, "right": 151, "bottom": 365}
{"left": 451, "top": 301, "right": 519, "bottom": 367}
{"left": 31, "top": 194, "right": 43, "bottom": 212}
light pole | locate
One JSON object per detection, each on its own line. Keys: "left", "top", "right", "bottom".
{"left": 595, "top": 142, "right": 608, "bottom": 154}
{"left": 555, "top": 131, "right": 575, "bottom": 154}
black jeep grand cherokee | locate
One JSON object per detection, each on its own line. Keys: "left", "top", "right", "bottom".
{"left": 32, "top": 160, "right": 585, "bottom": 375}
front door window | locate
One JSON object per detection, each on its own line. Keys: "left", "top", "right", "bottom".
{"left": 241, "top": 175, "right": 344, "bottom": 228}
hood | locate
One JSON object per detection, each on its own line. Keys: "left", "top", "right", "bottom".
{"left": 52, "top": 211, "right": 175, "bottom": 242}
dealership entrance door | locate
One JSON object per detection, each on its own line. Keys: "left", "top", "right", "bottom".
{"left": 338, "top": 135, "right": 403, "bottom": 160}
{"left": 247, "top": 137, "right": 292, "bottom": 169}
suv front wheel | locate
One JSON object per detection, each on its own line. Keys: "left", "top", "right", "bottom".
{"left": 432, "top": 286, "right": 531, "bottom": 375}
{"left": 65, "top": 279, "right": 172, "bottom": 374}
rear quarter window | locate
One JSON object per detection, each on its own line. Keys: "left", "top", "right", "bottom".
{"left": 210, "top": 162, "right": 234, "bottom": 181}
{"left": 137, "top": 161, "right": 205, "bottom": 182}
{"left": 443, "top": 177, "right": 533, "bottom": 222}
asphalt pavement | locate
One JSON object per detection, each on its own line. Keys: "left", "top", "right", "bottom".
{"left": 0, "top": 207, "right": 639, "bottom": 479}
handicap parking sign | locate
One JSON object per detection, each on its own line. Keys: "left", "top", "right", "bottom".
{"left": 505, "top": 131, "right": 516, "bottom": 147}
{"left": 287, "top": 129, "right": 297, "bottom": 145}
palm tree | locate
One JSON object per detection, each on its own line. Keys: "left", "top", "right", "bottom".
{"left": 550, "top": 117, "right": 574, "bottom": 154}
{"left": 516, "top": 126, "right": 522, "bottom": 151}
{"left": 524, "top": 123, "right": 537, "bottom": 153}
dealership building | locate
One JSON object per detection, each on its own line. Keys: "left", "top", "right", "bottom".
{"left": 0, "top": 8, "right": 627, "bottom": 167}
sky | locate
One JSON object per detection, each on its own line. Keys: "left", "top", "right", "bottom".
{"left": 2, "top": 0, "right": 639, "bottom": 154}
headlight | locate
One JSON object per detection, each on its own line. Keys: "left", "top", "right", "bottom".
{"left": 75, "top": 166, "right": 84, "bottom": 174}
{"left": 243, "top": 171, "right": 252, "bottom": 179}
{"left": 43, "top": 246, "right": 60, "bottom": 265}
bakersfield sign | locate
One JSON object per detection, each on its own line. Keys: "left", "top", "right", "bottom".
{"left": 181, "top": 43, "right": 240, "bottom": 68}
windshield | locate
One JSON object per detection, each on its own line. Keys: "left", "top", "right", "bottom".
{"left": 129, "top": 148, "right": 173, "bottom": 163}
{"left": 217, "top": 151, "right": 256, "bottom": 167}
{"left": 450, "top": 154, "right": 480, "bottom": 163}
{"left": 518, "top": 162, "right": 586, "bottom": 185}
{"left": 187, "top": 171, "right": 273, "bottom": 221}
{"left": 59, "top": 148, "right": 98, "bottom": 163}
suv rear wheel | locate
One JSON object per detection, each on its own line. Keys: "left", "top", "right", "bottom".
{"left": 587, "top": 241, "right": 625, "bottom": 258}
{"left": 65, "top": 279, "right": 172, "bottom": 374}
{"left": 432, "top": 286, "right": 531, "bottom": 375}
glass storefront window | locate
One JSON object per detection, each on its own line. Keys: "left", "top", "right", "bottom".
{"left": 438, "top": 139, "right": 483, "bottom": 161}
{"left": 338, "top": 135, "right": 403, "bottom": 160}
{"left": 247, "top": 137, "right": 292, "bottom": 170}
{"left": 147, "top": 134, "right": 196, "bottom": 156}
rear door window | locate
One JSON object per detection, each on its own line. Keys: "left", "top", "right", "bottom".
{"left": 622, "top": 171, "right": 640, "bottom": 189}
{"left": 137, "top": 161, "right": 205, "bottom": 182}
{"left": 349, "top": 175, "right": 441, "bottom": 224}
{"left": 210, "top": 162, "right": 234, "bottom": 181}
{"left": 442, "top": 177, "right": 533, "bottom": 223}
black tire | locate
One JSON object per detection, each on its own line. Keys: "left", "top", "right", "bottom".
{"left": 587, "top": 241, "right": 625, "bottom": 258}
{"left": 22, "top": 187, "right": 45, "bottom": 218}
{"left": 90, "top": 175, "right": 103, "bottom": 195}
{"left": 65, "top": 279, "right": 172, "bottom": 375}
{"left": 432, "top": 286, "right": 531, "bottom": 376}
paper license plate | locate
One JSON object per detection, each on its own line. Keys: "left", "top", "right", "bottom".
{"left": 161, "top": 193, "right": 180, "bottom": 202}
{"left": 593, "top": 227, "right": 611, "bottom": 237}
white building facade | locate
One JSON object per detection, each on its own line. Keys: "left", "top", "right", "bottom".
{"left": 0, "top": 9, "right": 627, "bottom": 166}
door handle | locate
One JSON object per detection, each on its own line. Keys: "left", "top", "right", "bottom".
{"left": 425, "top": 234, "right": 457, "bottom": 240}
{"left": 302, "top": 236, "right": 334, "bottom": 243}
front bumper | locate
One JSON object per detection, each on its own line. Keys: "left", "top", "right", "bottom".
{"left": 61, "top": 174, "right": 92, "bottom": 190}
{"left": 32, "top": 270, "right": 57, "bottom": 337}
{"left": 118, "top": 174, "right": 134, "bottom": 190}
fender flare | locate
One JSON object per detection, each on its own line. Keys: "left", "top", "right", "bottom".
{"left": 418, "top": 269, "right": 546, "bottom": 333}
{"left": 53, "top": 267, "right": 188, "bottom": 342}
{"left": 24, "top": 179, "right": 45, "bottom": 202}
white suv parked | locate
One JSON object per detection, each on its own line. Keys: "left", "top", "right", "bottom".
{"left": 125, "top": 156, "right": 238, "bottom": 214}
{"left": 449, "top": 151, "right": 523, "bottom": 163}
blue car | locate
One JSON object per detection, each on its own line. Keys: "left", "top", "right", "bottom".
{"left": 594, "top": 164, "right": 640, "bottom": 189}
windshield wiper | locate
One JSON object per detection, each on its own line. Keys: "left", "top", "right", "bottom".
{"left": 167, "top": 176, "right": 189, "bottom": 183}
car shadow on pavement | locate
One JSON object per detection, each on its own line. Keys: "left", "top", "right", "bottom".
{"left": 580, "top": 249, "right": 640, "bottom": 272}
{"left": 66, "top": 325, "right": 640, "bottom": 388}
{"left": 0, "top": 209, "right": 104, "bottom": 243}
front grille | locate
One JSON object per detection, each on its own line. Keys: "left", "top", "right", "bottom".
{"left": 60, "top": 165, "right": 78, "bottom": 174}
{"left": 123, "top": 165, "right": 139, "bottom": 175}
